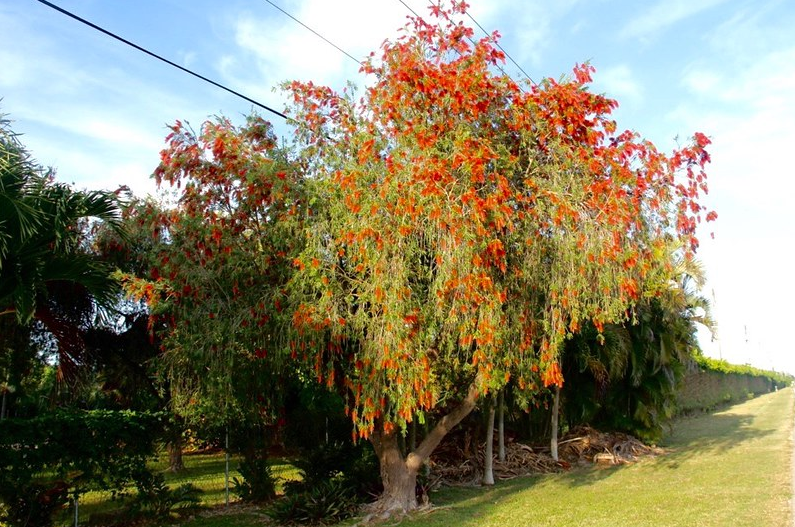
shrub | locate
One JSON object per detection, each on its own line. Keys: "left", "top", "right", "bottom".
{"left": 126, "top": 471, "right": 202, "bottom": 519}
{"left": 232, "top": 454, "right": 276, "bottom": 503}
{"left": 287, "top": 442, "right": 380, "bottom": 498}
{"left": 268, "top": 479, "right": 359, "bottom": 525}
{"left": 0, "top": 481, "right": 69, "bottom": 527}
{"left": 0, "top": 410, "right": 164, "bottom": 527}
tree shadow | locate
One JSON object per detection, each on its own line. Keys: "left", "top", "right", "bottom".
{"left": 653, "top": 411, "right": 776, "bottom": 469}
{"left": 423, "top": 401, "right": 779, "bottom": 509}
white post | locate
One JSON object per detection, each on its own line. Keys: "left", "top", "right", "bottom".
{"left": 225, "top": 428, "right": 230, "bottom": 506}
{"left": 498, "top": 390, "right": 505, "bottom": 462}
{"left": 551, "top": 385, "right": 560, "bottom": 462}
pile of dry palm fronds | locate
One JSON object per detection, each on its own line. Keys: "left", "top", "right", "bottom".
{"left": 557, "top": 425, "right": 665, "bottom": 466}
{"left": 427, "top": 426, "right": 664, "bottom": 486}
{"left": 428, "top": 436, "right": 563, "bottom": 486}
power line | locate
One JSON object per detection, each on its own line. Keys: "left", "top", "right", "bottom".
{"left": 395, "top": 0, "right": 528, "bottom": 91}
{"left": 465, "top": 12, "right": 537, "bottom": 86}
{"left": 261, "top": 0, "right": 362, "bottom": 67}
{"left": 34, "top": 0, "right": 288, "bottom": 121}
{"left": 397, "top": 0, "right": 422, "bottom": 19}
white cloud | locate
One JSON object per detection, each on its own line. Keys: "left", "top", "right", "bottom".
{"left": 681, "top": 69, "right": 721, "bottom": 95}
{"left": 466, "top": 0, "right": 582, "bottom": 68}
{"left": 594, "top": 64, "right": 642, "bottom": 104}
{"left": 224, "top": 0, "right": 412, "bottom": 95}
{"left": 669, "top": 40, "right": 795, "bottom": 373}
{"left": 620, "top": 0, "right": 728, "bottom": 40}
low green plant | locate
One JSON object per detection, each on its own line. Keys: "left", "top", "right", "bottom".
{"left": 232, "top": 454, "right": 276, "bottom": 503}
{"left": 126, "top": 471, "right": 202, "bottom": 519}
{"left": 267, "top": 478, "right": 359, "bottom": 525}
{"left": 285, "top": 442, "right": 381, "bottom": 499}
{"left": 0, "top": 410, "right": 164, "bottom": 527}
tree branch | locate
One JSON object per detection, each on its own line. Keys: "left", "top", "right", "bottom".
{"left": 407, "top": 374, "right": 482, "bottom": 471}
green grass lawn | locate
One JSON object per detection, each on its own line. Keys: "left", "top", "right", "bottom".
{"left": 56, "top": 452, "right": 299, "bottom": 525}
{"left": 393, "top": 387, "right": 794, "bottom": 527}
{"left": 69, "top": 388, "right": 794, "bottom": 527}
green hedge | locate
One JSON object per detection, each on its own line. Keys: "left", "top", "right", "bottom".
{"left": 0, "top": 410, "right": 165, "bottom": 527}
{"left": 677, "top": 356, "right": 792, "bottom": 414}
{"left": 693, "top": 355, "right": 792, "bottom": 386}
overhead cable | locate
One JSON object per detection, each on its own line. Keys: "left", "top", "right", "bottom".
{"left": 262, "top": 0, "right": 363, "bottom": 66}
{"left": 465, "top": 11, "right": 537, "bottom": 86}
{"left": 35, "top": 0, "right": 288, "bottom": 120}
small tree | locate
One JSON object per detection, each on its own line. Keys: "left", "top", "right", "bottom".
{"left": 130, "top": 115, "right": 306, "bottom": 465}
{"left": 286, "top": 2, "right": 713, "bottom": 515}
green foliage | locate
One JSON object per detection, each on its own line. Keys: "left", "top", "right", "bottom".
{"left": 0, "top": 115, "right": 123, "bottom": 323}
{"left": 126, "top": 471, "right": 202, "bottom": 519}
{"left": 1, "top": 111, "right": 125, "bottom": 392}
{"left": 0, "top": 481, "right": 69, "bottom": 527}
{"left": 272, "top": 442, "right": 379, "bottom": 524}
{"left": 693, "top": 354, "right": 792, "bottom": 387}
{"left": 0, "top": 410, "right": 164, "bottom": 526}
{"left": 232, "top": 454, "right": 276, "bottom": 503}
{"left": 267, "top": 479, "right": 359, "bottom": 526}
{"left": 286, "top": 442, "right": 380, "bottom": 499}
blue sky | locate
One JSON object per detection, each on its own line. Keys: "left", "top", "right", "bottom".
{"left": 2, "top": 0, "right": 793, "bottom": 373}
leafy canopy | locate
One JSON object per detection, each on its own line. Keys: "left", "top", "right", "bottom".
{"left": 129, "top": 115, "right": 305, "bottom": 425}
{"left": 286, "top": 1, "right": 714, "bottom": 439}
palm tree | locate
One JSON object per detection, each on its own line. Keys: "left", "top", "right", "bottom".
{"left": 1, "top": 113, "right": 123, "bottom": 380}
{"left": 560, "top": 246, "right": 716, "bottom": 440}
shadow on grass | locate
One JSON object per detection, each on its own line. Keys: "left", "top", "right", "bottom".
{"left": 655, "top": 411, "right": 776, "bottom": 469}
{"left": 421, "top": 400, "right": 780, "bottom": 514}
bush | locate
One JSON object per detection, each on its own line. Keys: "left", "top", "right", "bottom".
{"left": 0, "top": 410, "right": 164, "bottom": 527}
{"left": 232, "top": 454, "right": 276, "bottom": 503}
{"left": 0, "top": 481, "right": 69, "bottom": 527}
{"left": 268, "top": 479, "right": 359, "bottom": 525}
{"left": 271, "top": 442, "right": 381, "bottom": 525}
{"left": 126, "top": 471, "right": 202, "bottom": 519}
{"left": 286, "top": 442, "right": 380, "bottom": 498}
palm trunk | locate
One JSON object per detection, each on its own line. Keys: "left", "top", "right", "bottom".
{"left": 551, "top": 384, "right": 560, "bottom": 462}
{"left": 482, "top": 398, "right": 495, "bottom": 486}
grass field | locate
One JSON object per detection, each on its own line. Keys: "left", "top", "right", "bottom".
{"left": 56, "top": 452, "right": 299, "bottom": 524}
{"left": 390, "top": 387, "right": 794, "bottom": 527}
{"left": 178, "top": 387, "right": 794, "bottom": 527}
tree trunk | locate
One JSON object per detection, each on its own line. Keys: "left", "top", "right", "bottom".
{"left": 167, "top": 438, "right": 185, "bottom": 472}
{"left": 498, "top": 389, "right": 505, "bottom": 462}
{"left": 551, "top": 384, "right": 560, "bottom": 462}
{"left": 482, "top": 398, "right": 495, "bottom": 486}
{"left": 367, "top": 377, "right": 482, "bottom": 518}
{"left": 370, "top": 431, "right": 420, "bottom": 516}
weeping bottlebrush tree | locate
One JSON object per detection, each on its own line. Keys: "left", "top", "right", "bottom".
{"left": 120, "top": 115, "right": 307, "bottom": 432}
{"left": 285, "top": 1, "right": 714, "bottom": 515}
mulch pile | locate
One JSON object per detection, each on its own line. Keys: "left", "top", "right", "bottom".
{"left": 427, "top": 425, "right": 664, "bottom": 487}
{"left": 558, "top": 425, "right": 665, "bottom": 467}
